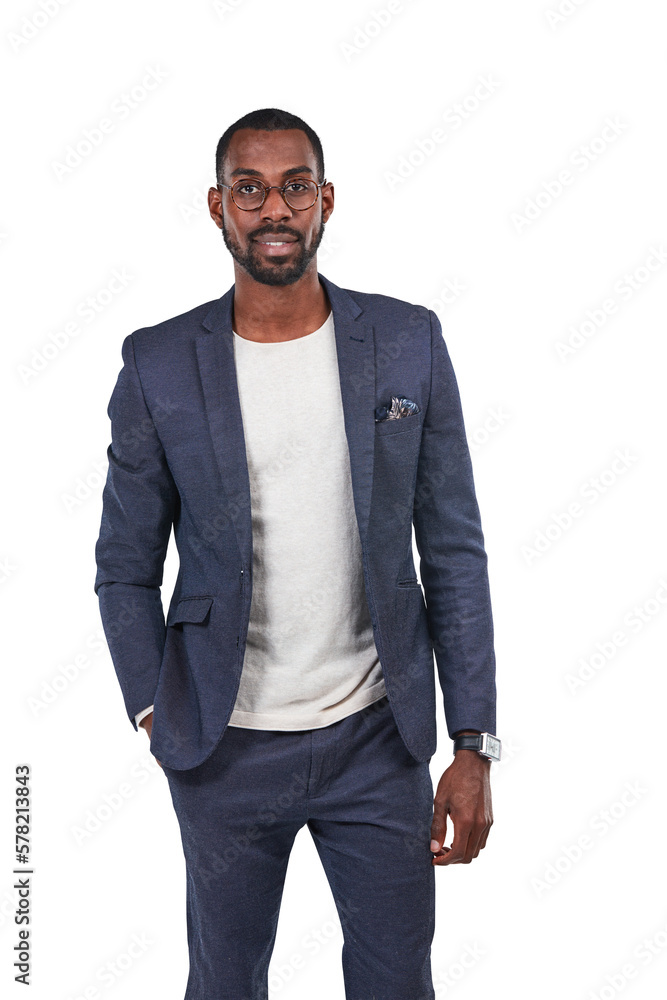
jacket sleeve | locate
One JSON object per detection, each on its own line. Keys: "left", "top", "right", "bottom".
{"left": 94, "top": 333, "right": 179, "bottom": 730}
{"left": 412, "top": 309, "right": 497, "bottom": 740}
{"left": 135, "top": 705, "right": 155, "bottom": 728}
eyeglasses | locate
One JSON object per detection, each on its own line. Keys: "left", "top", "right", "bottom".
{"left": 217, "top": 177, "right": 326, "bottom": 211}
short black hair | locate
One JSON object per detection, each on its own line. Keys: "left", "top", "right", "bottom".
{"left": 215, "top": 108, "right": 325, "bottom": 186}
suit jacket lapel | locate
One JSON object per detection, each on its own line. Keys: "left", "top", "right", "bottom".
{"left": 319, "top": 272, "right": 376, "bottom": 544}
{"left": 196, "top": 272, "right": 376, "bottom": 570}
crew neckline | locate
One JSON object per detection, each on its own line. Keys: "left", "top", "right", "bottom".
{"left": 232, "top": 310, "right": 332, "bottom": 345}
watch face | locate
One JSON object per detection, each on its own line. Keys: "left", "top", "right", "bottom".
{"left": 485, "top": 736, "right": 501, "bottom": 760}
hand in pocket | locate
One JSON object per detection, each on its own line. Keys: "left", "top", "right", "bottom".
{"left": 139, "top": 711, "right": 163, "bottom": 769}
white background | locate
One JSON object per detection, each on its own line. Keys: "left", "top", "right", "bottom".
{"left": 2, "top": 1, "right": 666, "bottom": 998}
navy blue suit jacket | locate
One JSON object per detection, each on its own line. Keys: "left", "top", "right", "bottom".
{"left": 94, "top": 272, "right": 497, "bottom": 770}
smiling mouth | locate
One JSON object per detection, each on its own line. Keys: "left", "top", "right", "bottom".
{"left": 252, "top": 237, "right": 299, "bottom": 256}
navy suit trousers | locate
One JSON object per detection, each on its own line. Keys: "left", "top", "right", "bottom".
{"left": 162, "top": 694, "right": 437, "bottom": 1000}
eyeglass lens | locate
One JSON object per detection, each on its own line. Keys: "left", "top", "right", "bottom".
{"left": 231, "top": 178, "right": 318, "bottom": 210}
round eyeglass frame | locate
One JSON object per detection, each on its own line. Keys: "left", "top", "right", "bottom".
{"left": 217, "top": 177, "right": 327, "bottom": 211}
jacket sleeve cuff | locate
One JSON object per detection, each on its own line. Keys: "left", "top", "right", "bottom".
{"left": 135, "top": 705, "right": 154, "bottom": 728}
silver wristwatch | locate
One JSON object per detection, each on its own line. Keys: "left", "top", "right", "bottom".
{"left": 452, "top": 732, "right": 502, "bottom": 761}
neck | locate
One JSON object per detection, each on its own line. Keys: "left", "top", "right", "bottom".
{"left": 231, "top": 263, "right": 330, "bottom": 341}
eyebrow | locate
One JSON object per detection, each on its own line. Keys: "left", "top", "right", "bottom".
{"left": 229, "top": 164, "right": 314, "bottom": 179}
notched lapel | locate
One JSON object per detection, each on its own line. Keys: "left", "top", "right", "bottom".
{"left": 197, "top": 287, "right": 253, "bottom": 568}
{"left": 319, "top": 273, "right": 376, "bottom": 545}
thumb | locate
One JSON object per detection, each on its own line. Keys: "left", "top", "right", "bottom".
{"left": 430, "top": 813, "right": 447, "bottom": 853}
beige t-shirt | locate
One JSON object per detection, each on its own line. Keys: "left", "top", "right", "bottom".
{"left": 226, "top": 309, "right": 386, "bottom": 730}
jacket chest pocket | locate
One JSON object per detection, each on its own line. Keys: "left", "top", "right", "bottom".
{"left": 374, "top": 413, "right": 423, "bottom": 437}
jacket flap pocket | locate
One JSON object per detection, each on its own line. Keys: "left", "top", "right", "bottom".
{"left": 167, "top": 597, "right": 213, "bottom": 626}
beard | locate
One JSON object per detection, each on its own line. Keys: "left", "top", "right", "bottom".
{"left": 221, "top": 214, "right": 325, "bottom": 286}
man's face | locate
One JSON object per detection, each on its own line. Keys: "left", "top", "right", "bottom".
{"left": 210, "top": 128, "right": 334, "bottom": 286}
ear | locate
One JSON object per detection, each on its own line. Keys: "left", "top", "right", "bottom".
{"left": 208, "top": 186, "right": 224, "bottom": 229}
{"left": 322, "top": 182, "right": 334, "bottom": 223}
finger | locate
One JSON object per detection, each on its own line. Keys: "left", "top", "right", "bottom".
{"left": 431, "top": 845, "right": 452, "bottom": 863}
{"left": 434, "top": 820, "right": 472, "bottom": 865}
{"left": 477, "top": 821, "right": 492, "bottom": 852}
{"left": 430, "top": 810, "right": 448, "bottom": 854}
{"left": 466, "top": 824, "right": 486, "bottom": 861}
{"left": 466, "top": 814, "right": 494, "bottom": 859}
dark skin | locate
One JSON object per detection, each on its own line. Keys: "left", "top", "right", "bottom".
{"left": 209, "top": 127, "right": 334, "bottom": 342}
{"left": 431, "top": 731, "right": 494, "bottom": 866}
{"left": 142, "top": 127, "right": 494, "bottom": 865}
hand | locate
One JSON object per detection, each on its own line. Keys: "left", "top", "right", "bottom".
{"left": 139, "top": 712, "right": 163, "bottom": 769}
{"left": 430, "top": 750, "right": 493, "bottom": 865}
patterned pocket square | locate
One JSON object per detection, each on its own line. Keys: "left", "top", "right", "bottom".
{"left": 375, "top": 396, "right": 421, "bottom": 422}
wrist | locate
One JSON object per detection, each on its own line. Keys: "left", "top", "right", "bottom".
{"left": 452, "top": 748, "right": 491, "bottom": 765}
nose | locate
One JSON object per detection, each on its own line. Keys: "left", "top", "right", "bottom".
{"left": 260, "top": 186, "right": 292, "bottom": 223}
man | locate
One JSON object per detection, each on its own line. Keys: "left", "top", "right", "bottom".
{"left": 94, "top": 107, "right": 499, "bottom": 1000}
